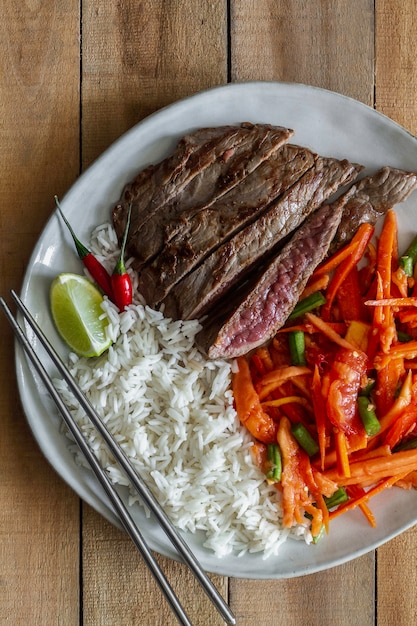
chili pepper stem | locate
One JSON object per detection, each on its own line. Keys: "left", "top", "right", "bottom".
{"left": 55, "top": 196, "right": 89, "bottom": 259}
{"left": 111, "top": 204, "right": 133, "bottom": 311}
{"left": 55, "top": 196, "right": 114, "bottom": 299}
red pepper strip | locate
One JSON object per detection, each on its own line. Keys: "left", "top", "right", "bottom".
{"left": 311, "top": 365, "right": 328, "bottom": 470}
{"left": 112, "top": 204, "right": 133, "bottom": 311}
{"left": 377, "top": 370, "right": 413, "bottom": 435}
{"left": 326, "top": 348, "right": 368, "bottom": 451}
{"left": 384, "top": 403, "right": 417, "bottom": 449}
{"left": 376, "top": 210, "right": 398, "bottom": 353}
{"left": 375, "top": 357, "right": 405, "bottom": 417}
{"left": 55, "top": 196, "right": 113, "bottom": 299}
{"left": 321, "top": 223, "right": 374, "bottom": 321}
{"left": 335, "top": 265, "right": 363, "bottom": 321}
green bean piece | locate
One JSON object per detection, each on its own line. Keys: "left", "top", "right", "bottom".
{"left": 400, "top": 255, "right": 414, "bottom": 277}
{"left": 291, "top": 422, "right": 319, "bottom": 457}
{"left": 324, "top": 487, "right": 349, "bottom": 510}
{"left": 399, "top": 233, "right": 417, "bottom": 276}
{"left": 359, "top": 379, "right": 376, "bottom": 396}
{"left": 288, "top": 291, "right": 327, "bottom": 320}
{"left": 357, "top": 395, "right": 381, "bottom": 436}
{"left": 288, "top": 330, "right": 307, "bottom": 366}
{"left": 266, "top": 443, "right": 282, "bottom": 482}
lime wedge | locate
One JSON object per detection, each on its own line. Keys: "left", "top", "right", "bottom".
{"left": 50, "top": 273, "right": 112, "bottom": 357}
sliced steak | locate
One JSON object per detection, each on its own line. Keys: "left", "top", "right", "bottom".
{"left": 199, "top": 200, "right": 344, "bottom": 360}
{"left": 163, "top": 156, "right": 362, "bottom": 321}
{"left": 113, "top": 123, "right": 293, "bottom": 268}
{"left": 138, "top": 143, "right": 317, "bottom": 306}
{"left": 329, "top": 166, "right": 417, "bottom": 254}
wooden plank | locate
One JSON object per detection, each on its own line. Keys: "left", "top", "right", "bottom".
{"left": 81, "top": 0, "right": 228, "bottom": 168}
{"left": 230, "top": 555, "right": 375, "bottom": 626}
{"left": 80, "top": 2, "right": 228, "bottom": 624}
{"left": 230, "top": 0, "right": 375, "bottom": 105}
{"left": 375, "top": 0, "right": 417, "bottom": 135}
{"left": 375, "top": 3, "right": 417, "bottom": 623}
{"left": 0, "top": 2, "right": 81, "bottom": 625}
{"left": 228, "top": 2, "right": 376, "bottom": 624}
{"left": 82, "top": 507, "right": 228, "bottom": 626}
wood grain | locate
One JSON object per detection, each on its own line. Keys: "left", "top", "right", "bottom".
{"left": 230, "top": 0, "right": 375, "bottom": 104}
{"left": 82, "top": 506, "right": 228, "bottom": 626}
{"left": 3, "top": 1, "right": 417, "bottom": 624}
{"left": 0, "top": 2, "right": 81, "bottom": 625}
{"left": 81, "top": 0, "right": 227, "bottom": 168}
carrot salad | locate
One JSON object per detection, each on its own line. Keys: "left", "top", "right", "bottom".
{"left": 232, "top": 209, "right": 417, "bottom": 541}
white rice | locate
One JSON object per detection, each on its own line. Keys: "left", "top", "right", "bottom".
{"left": 55, "top": 222, "right": 312, "bottom": 558}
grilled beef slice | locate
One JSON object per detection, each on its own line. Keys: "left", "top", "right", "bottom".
{"left": 113, "top": 123, "right": 293, "bottom": 268}
{"left": 329, "top": 166, "right": 417, "bottom": 254}
{"left": 199, "top": 200, "right": 344, "bottom": 360}
{"left": 163, "top": 156, "right": 362, "bottom": 321}
{"left": 138, "top": 143, "right": 318, "bottom": 306}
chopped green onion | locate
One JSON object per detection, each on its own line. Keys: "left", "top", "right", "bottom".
{"left": 288, "top": 330, "right": 307, "bottom": 366}
{"left": 399, "top": 233, "right": 417, "bottom": 276}
{"left": 266, "top": 443, "right": 282, "bottom": 482}
{"left": 357, "top": 395, "right": 381, "bottom": 436}
{"left": 288, "top": 291, "right": 326, "bottom": 320}
{"left": 324, "top": 487, "right": 349, "bottom": 510}
{"left": 291, "top": 422, "right": 319, "bottom": 457}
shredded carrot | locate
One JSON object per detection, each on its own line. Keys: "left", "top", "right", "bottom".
{"left": 257, "top": 366, "right": 311, "bottom": 400}
{"left": 321, "top": 223, "right": 374, "bottom": 320}
{"left": 334, "top": 429, "right": 351, "bottom": 478}
{"left": 261, "top": 395, "right": 311, "bottom": 410}
{"left": 365, "top": 297, "right": 417, "bottom": 307}
{"left": 329, "top": 474, "right": 408, "bottom": 520}
{"left": 324, "top": 448, "right": 417, "bottom": 485}
{"left": 312, "top": 239, "right": 360, "bottom": 277}
{"left": 300, "top": 274, "right": 330, "bottom": 299}
{"left": 304, "top": 312, "right": 364, "bottom": 352}
{"left": 346, "top": 485, "right": 377, "bottom": 527}
{"left": 231, "top": 208, "right": 417, "bottom": 541}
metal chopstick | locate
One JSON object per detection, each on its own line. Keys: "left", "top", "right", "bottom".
{"left": 2, "top": 292, "right": 236, "bottom": 626}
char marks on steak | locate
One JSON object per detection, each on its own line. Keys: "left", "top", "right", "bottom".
{"left": 329, "top": 166, "right": 417, "bottom": 254}
{"left": 199, "top": 200, "right": 344, "bottom": 360}
{"left": 113, "top": 123, "right": 294, "bottom": 269}
{"left": 138, "top": 143, "right": 318, "bottom": 307}
{"left": 162, "top": 155, "right": 362, "bottom": 321}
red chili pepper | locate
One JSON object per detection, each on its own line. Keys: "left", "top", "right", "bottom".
{"left": 111, "top": 204, "right": 133, "bottom": 311}
{"left": 55, "top": 196, "right": 114, "bottom": 300}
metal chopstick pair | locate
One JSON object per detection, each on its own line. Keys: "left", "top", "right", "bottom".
{"left": 1, "top": 290, "right": 236, "bottom": 626}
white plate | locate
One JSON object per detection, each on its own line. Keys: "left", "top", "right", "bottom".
{"left": 17, "top": 81, "right": 417, "bottom": 579}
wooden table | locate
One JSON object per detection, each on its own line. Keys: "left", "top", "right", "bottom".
{"left": 2, "top": 2, "right": 417, "bottom": 624}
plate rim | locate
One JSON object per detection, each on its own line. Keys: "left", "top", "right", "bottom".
{"left": 15, "top": 80, "right": 417, "bottom": 579}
